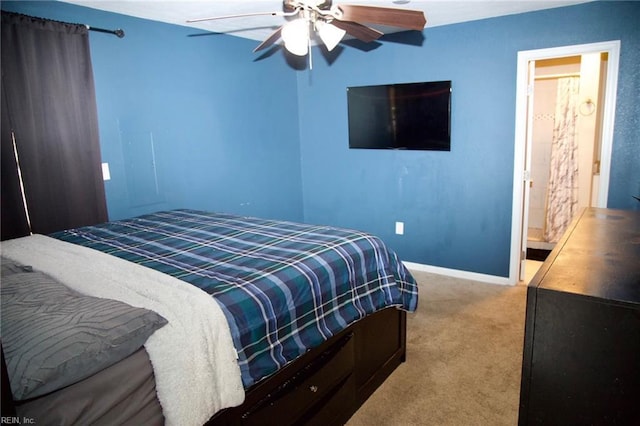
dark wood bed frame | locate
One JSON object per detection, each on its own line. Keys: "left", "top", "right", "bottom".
{"left": 1, "top": 307, "right": 407, "bottom": 425}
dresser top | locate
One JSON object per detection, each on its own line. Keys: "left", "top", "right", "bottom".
{"left": 531, "top": 208, "right": 640, "bottom": 305}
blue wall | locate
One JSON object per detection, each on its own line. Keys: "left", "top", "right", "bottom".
{"left": 297, "top": 1, "right": 640, "bottom": 277}
{"left": 2, "top": 1, "right": 304, "bottom": 222}
{"left": 3, "top": 1, "right": 638, "bottom": 278}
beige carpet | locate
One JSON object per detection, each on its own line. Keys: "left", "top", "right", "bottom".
{"left": 347, "top": 271, "right": 528, "bottom": 426}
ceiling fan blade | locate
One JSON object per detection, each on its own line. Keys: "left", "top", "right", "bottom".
{"left": 253, "top": 26, "right": 284, "bottom": 52}
{"left": 330, "top": 20, "right": 382, "bottom": 43}
{"left": 334, "top": 5, "right": 426, "bottom": 31}
{"left": 187, "top": 10, "right": 296, "bottom": 23}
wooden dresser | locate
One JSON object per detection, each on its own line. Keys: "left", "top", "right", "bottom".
{"left": 518, "top": 208, "right": 640, "bottom": 425}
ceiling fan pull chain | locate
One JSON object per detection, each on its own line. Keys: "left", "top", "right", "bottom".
{"left": 308, "top": 30, "right": 313, "bottom": 70}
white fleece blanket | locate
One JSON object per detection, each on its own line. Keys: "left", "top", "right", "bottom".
{"left": 1, "top": 235, "right": 245, "bottom": 426}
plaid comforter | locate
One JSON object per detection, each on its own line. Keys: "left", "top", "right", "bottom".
{"left": 51, "top": 209, "right": 418, "bottom": 388}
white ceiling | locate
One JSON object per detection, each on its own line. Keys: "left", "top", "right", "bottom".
{"left": 60, "top": 0, "right": 592, "bottom": 42}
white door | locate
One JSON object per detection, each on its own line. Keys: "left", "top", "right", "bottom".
{"left": 518, "top": 60, "right": 536, "bottom": 282}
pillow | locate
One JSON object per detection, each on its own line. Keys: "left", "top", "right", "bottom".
{"left": 0, "top": 258, "right": 33, "bottom": 276}
{"left": 0, "top": 266, "right": 168, "bottom": 400}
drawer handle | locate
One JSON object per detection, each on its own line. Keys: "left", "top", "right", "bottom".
{"left": 309, "top": 385, "right": 318, "bottom": 393}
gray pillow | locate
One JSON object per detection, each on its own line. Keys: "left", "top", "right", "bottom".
{"left": 0, "top": 267, "right": 168, "bottom": 400}
{"left": 1, "top": 258, "right": 33, "bottom": 276}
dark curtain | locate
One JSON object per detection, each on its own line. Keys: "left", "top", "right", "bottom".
{"left": 1, "top": 12, "right": 108, "bottom": 240}
{"left": 1, "top": 85, "right": 30, "bottom": 240}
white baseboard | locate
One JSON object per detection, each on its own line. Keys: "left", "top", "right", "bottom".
{"left": 402, "top": 261, "right": 515, "bottom": 286}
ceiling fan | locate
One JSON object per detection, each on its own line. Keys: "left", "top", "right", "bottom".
{"left": 187, "top": 0, "right": 427, "bottom": 58}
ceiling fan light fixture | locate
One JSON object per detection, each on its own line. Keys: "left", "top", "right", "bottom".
{"left": 316, "top": 20, "right": 345, "bottom": 51}
{"left": 190, "top": 1, "right": 427, "bottom": 63}
{"left": 282, "top": 18, "right": 309, "bottom": 56}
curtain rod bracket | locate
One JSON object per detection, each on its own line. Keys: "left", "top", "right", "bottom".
{"left": 86, "top": 25, "right": 125, "bottom": 38}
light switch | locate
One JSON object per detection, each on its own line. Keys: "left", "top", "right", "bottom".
{"left": 102, "top": 162, "right": 111, "bottom": 181}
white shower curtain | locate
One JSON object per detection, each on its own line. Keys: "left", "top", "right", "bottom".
{"left": 544, "top": 77, "right": 580, "bottom": 243}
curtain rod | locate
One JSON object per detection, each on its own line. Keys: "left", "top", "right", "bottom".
{"left": 534, "top": 72, "right": 580, "bottom": 80}
{"left": 3, "top": 11, "right": 126, "bottom": 38}
{"left": 86, "top": 25, "right": 125, "bottom": 38}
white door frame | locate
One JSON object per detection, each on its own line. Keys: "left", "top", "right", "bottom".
{"left": 508, "top": 40, "right": 620, "bottom": 285}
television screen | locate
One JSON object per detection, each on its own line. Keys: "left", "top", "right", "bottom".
{"left": 347, "top": 80, "right": 452, "bottom": 150}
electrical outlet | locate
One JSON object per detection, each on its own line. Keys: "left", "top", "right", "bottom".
{"left": 395, "top": 221, "right": 404, "bottom": 235}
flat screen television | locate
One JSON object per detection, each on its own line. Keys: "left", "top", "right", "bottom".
{"left": 347, "top": 80, "right": 452, "bottom": 151}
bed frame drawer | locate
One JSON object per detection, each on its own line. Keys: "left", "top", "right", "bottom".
{"left": 207, "top": 308, "right": 407, "bottom": 426}
{"left": 301, "top": 375, "right": 356, "bottom": 426}
{"left": 241, "top": 332, "right": 355, "bottom": 425}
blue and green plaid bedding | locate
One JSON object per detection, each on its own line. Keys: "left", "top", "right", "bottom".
{"left": 51, "top": 209, "right": 418, "bottom": 388}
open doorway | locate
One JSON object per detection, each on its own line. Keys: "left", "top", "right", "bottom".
{"left": 509, "top": 41, "right": 620, "bottom": 285}
{"left": 528, "top": 54, "right": 606, "bottom": 252}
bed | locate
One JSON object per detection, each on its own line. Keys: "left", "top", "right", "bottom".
{"left": 1, "top": 209, "right": 418, "bottom": 425}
